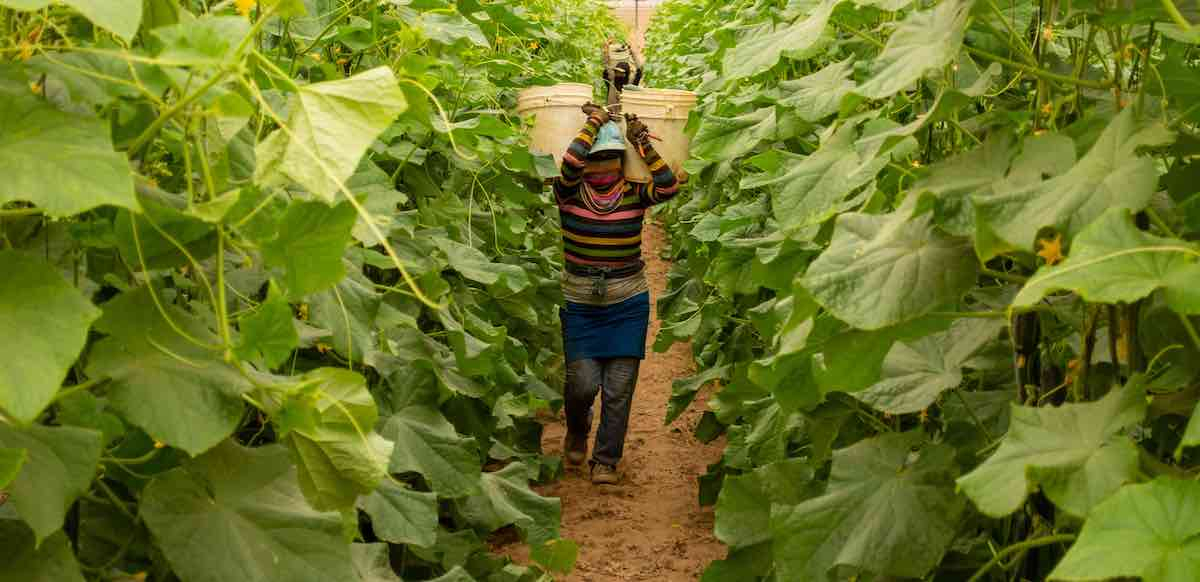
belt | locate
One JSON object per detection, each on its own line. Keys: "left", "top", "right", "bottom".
{"left": 565, "top": 262, "right": 643, "bottom": 279}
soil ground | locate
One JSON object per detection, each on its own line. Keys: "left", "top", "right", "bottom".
{"left": 503, "top": 222, "right": 726, "bottom": 581}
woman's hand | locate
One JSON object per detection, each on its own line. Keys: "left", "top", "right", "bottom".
{"left": 625, "top": 114, "right": 650, "bottom": 146}
{"left": 582, "top": 102, "right": 610, "bottom": 125}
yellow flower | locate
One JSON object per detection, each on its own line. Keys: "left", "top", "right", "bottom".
{"left": 1036, "top": 232, "right": 1065, "bottom": 265}
{"left": 235, "top": 0, "right": 256, "bottom": 17}
{"left": 29, "top": 81, "right": 42, "bottom": 95}
{"left": 18, "top": 41, "right": 33, "bottom": 61}
{"left": 529, "top": 41, "right": 539, "bottom": 49}
{"left": 1041, "top": 25, "right": 1054, "bottom": 43}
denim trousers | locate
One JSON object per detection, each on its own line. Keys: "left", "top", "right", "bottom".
{"left": 564, "top": 357, "right": 640, "bottom": 467}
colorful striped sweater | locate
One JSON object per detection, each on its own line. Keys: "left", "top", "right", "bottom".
{"left": 553, "top": 116, "right": 681, "bottom": 277}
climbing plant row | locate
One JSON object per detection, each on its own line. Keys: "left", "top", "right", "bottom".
{"left": 645, "top": 0, "right": 1200, "bottom": 580}
{"left": 0, "top": 1, "right": 617, "bottom": 580}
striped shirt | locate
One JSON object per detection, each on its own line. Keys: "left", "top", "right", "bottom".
{"left": 553, "top": 116, "right": 681, "bottom": 277}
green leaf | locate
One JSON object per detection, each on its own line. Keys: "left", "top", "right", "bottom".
{"left": 911, "top": 130, "right": 1015, "bottom": 236}
{"left": 286, "top": 368, "right": 392, "bottom": 512}
{"left": 801, "top": 209, "right": 977, "bottom": 329}
{"left": 1012, "top": 208, "right": 1200, "bottom": 314}
{"left": 855, "top": 318, "right": 1005, "bottom": 414}
{"left": 1049, "top": 477, "right": 1200, "bottom": 582}
{"left": 455, "top": 461, "right": 560, "bottom": 545}
{"left": 351, "top": 543, "right": 402, "bottom": 582}
{"left": 957, "top": 381, "right": 1146, "bottom": 518}
{"left": 0, "top": 0, "right": 142, "bottom": 41}
{"left": 256, "top": 67, "right": 407, "bottom": 202}
{"left": 854, "top": 0, "right": 972, "bottom": 99}
{"left": 974, "top": 108, "right": 1174, "bottom": 259}
{"left": 142, "top": 441, "right": 357, "bottom": 582}
{"left": 86, "top": 287, "right": 249, "bottom": 456}
{"left": 531, "top": 538, "right": 579, "bottom": 575}
{"left": 0, "top": 447, "right": 26, "bottom": 489}
{"left": 0, "top": 423, "right": 101, "bottom": 543}
{"left": 665, "top": 365, "right": 729, "bottom": 425}
{"left": 308, "top": 270, "right": 381, "bottom": 362}
{"left": 380, "top": 406, "right": 482, "bottom": 497}
{"left": 151, "top": 15, "right": 251, "bottom": 67}
{"left": 0, "top": 251, "right": 101, "bottom": 423}
{"left": 0, "top": 94, "right": 137, "bottom": 217}
{"left": 747, "top": 123, "right": 889, "bottom": 239}
{"left": 349, "top": 160, "right": 408, "bottom": 244}
{"left": 261, "top": 199, "right": 358, "bottom": 298}
{"left": 715, "top": 458, "right": 816, "bottom": 548}
{"left": 235, "top": 280, "right": 298, "bottom": 368}
{"left": 777, "top": 57, "right": 856, "bottom": 122}
{"left": 721, "top": 0, "right": 837, "bottom": 81}
{"left": 429, "top": 567, "right": 477, "bottom": 582}
{"left": 435, "top": 238, "right": 530, "bottom": 294}
{"left": 0, "top": 521, "right": 85, "bottom": 582}
{"left": 771, "top": 432, "right": 965, "bottom": 580}
{"left": 417, "top": 11, "right": 489, "bottom": 47}
{"left": 689, "top": 107, "right": 789, "bottom": 167}
{"left": 359, "top": 479, "right": 438, "bottom": 547}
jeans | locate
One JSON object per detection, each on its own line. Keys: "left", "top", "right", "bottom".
{"left": 564, "top": 357, "right": 640, "bottom": 467}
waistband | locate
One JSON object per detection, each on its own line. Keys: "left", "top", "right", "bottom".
{"left": 564, "top": 262, "right": 644, "bottom": 279}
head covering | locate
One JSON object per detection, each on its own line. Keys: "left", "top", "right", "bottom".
{"left": 590, "top": 121, "right": 626, "bottom": 155}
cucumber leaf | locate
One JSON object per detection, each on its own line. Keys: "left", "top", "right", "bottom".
{"left": 1049, "top": 478, "right": 1200, "bottom": 582}
{"left": 0, "top": 251, "right": 101, "bottom": 423}
{"left": 142, "top": 441, "right": 357, "bottom": 582}
{"left": 957, "top": 380, "right": 1146, "bottom": 518}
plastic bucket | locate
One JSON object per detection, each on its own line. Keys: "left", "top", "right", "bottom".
{"left": 516, "top": 83, "right": 594, "bottom": 169}
{"left": 620, "top": 88, "right": 697, "bottom": 184}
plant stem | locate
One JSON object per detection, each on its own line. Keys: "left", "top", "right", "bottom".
{"left": 1160, "top": 0, "right": 1195, "bottom": 32}
{"left": 1074, "top": 306, "right": 1099, "bottom": 401}
{"left": 1178, "top": 313, "right": 1200, "bottom": 353}
{"left": 52, "top": 377, "right": 109, "bottom": 403}
{"left": 967, "top": 534, "right": 1076, "bottom": 582}
{"left": 1108, "top": 305, "right": 1121, "bottom": 371}
{"left": 983, "top": 0, "right": 1039, "bottom": 65}
{"left": 127, "top": 71, "right": 229, "bottom": 155}
{"left": 966, "top": 46, "right": 1113, "bottom": 89}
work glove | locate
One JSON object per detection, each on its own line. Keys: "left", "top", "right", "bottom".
{"left": 581, "top": 102, "right": 610, "bottom": 125}
{"left": 625, "top": 114, "right": 651, "bottom": 147}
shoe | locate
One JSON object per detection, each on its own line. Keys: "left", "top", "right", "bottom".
{"left": 591, "top": 463, "right": 620, "bottom": 485}
{"left": 563, "top": 432, "right": 587, "bottom": 466}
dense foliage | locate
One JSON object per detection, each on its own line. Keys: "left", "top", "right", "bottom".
{"left": 0, "top": 1, "right": 622, "bottom": 580}
{"left": 645, "top": 0, "right": 1200, "bottom": 580}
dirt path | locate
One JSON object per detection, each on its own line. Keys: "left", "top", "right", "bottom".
{"left": 529, "top": 221, "right": 725, "bottom": 581}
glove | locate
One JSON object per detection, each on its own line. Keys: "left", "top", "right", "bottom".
{"left": 581, "top": 102, "right": 610, "bottom": 125}
{"left": 625, "top": 114, "right": 650, "bottom": 146}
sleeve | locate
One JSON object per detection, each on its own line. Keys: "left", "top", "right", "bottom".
{"left": 636, "top": 142, "right": 680, "bottom": 206}
{"left": 553, "top": 116, "right": 603, "bottom": 204}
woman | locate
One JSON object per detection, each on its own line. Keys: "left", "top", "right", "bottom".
{"left": 553, "top": 103, "right": 681, "bottom": 485}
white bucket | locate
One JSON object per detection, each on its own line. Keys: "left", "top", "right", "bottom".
{"left": 516, "top": 83, "right": 594, "bottom": 169}
{"left": 620, "top": 88, "right": 697, "bottom": 184}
